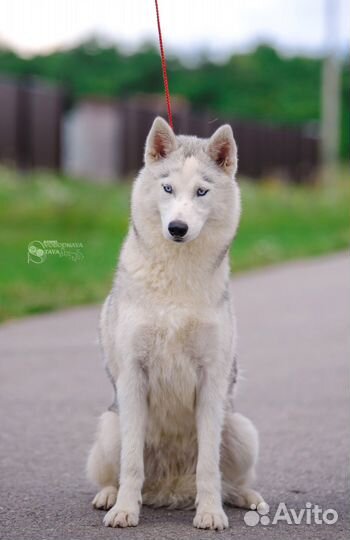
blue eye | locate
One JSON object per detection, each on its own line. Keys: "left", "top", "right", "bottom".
{"left": 163, "top": 184, "right": 173, "bottom": 194}
{"left": 197, "top": 187, "right": 209, "bottom": 197}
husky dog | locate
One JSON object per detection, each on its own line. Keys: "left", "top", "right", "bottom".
{"left": 87, "top": 117, "right": 264, "bottom": 530}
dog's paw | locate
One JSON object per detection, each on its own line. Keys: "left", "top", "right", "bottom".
{"left": 193, "top": 508, "right": 229, "bottom": 531}
{"left": 92, "top": 486, "right": 118, "bottom": 510}
{"left": 233, "top": 488, "right": 265, "bottom": 509}
{"left": 103, "top": 505, "right": 139, "bottom": 528}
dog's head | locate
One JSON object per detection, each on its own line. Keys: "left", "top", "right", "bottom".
{"left": 133, "top": 117, "right": 240, "bottom": 245}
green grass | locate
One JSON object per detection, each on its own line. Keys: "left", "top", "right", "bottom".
{"left": 0, "top": 167, "right": 349, "bottom": 322}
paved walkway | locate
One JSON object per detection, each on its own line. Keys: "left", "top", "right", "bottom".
{"left": 0, "top": 253, "right": 349, "bottom": 539}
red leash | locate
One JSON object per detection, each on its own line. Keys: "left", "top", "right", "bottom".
{"left": 154, "top": 0, "right": 173, "bottom": 129}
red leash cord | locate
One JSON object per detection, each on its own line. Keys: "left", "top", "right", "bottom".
{"left": 154, "top": 0, "right": 173, "bottom": 129}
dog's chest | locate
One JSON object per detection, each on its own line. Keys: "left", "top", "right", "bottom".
{"left": 144, "top": 316, "right": 200, "bottom": 440}
{"left": 148, "top": 340, "right": 196, "bottom": 404}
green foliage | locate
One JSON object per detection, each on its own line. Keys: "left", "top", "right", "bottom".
{"left": 0, "top": 41, "right": 348, "bottom": 158}
{"left": 0, "top": 167, "right": 349, "bottom": 322}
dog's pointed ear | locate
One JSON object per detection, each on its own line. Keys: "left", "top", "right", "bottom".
{"left": 207, "top": 124, "right": 237, "bottom": 175}
{"left": 145, "top": 116, "right": 177, "bottom": 164}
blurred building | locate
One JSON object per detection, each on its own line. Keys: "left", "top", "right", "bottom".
{"left": 63, "top": 99, "right": 121, "bottom": 182}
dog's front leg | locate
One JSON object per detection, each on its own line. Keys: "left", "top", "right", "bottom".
{"left": 194, "top": 365, "right": 228, "bottom": 531}
{"left": 103, "top": 364, "right": 147, "bottom": 528}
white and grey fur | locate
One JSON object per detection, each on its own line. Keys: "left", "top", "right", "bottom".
{"left": 87, "top": 117, "right": 264, "bottom": 530}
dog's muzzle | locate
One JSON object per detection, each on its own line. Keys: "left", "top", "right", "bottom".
{"left": 168, "top": 220, "right": 188, "bottom": 241}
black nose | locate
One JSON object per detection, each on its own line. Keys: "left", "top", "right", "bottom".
{"left": 168, "top": 220, "right": 188, "bottom": 238}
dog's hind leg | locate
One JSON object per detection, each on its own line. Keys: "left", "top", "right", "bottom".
{"left": 221, "top": 412, "right": 265, "bottom": 508}
{"left": 87, "top": 410, "right": 120, "bottom": 510}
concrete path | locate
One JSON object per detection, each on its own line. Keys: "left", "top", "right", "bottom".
{"left": 0, "top": 253, "right": 349, "bottom": 539}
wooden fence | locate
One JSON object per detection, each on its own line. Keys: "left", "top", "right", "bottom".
{"left": 118, "top": 97, "right": 319, "bottom": 182}
{"left": 0, "top": 79, "right": 319, "bottom": 182}
{"left": 0, "top": 77, "right": 63, "bottom": 170}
